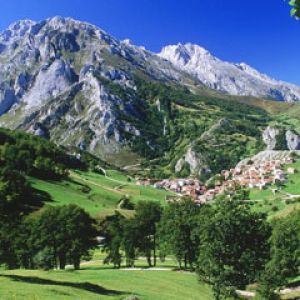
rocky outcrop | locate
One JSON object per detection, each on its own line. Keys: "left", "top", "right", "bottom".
{"left": 23, "top": 59, "right": 78, "bottom": 107}
{"left": 175, "top": 158, "right": 185, "bottom": 173}
{"left": 262, "top": 126, "right": 280, "bottom": 150}
{"left": 175, "top": 147, "right": 211, "bottom": 176}
{"left": 262, "top": 126, "right": 300, "bottom": 151}
{"left": 286, "top": 130, "right": 300, "bottom": 150}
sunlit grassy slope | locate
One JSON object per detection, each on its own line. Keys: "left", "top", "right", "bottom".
{"left": 29, "top": 169, "right": 173, "bottom": 216}
{"left": 0, "top": 266, "right": 213, "bottom": 300}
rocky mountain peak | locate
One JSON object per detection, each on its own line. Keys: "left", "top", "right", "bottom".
{"left": 0, "top": 16, "right": 300, "bottom": 172}
{"left": 159, "top": 43, "right": 300, "bottom": 102}
{"left": 0, "top": 17, "right": 187, "bottom": 163}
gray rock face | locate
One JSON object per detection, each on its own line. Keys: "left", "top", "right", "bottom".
{"left": 0, "top": 16, "right": 187, "bottom": 161}
{"left": 262, "top": 126, "right": 280, "bottom": 150}
{"left": 159, "top": 43, "right": 300, "bottom": 102}
{"left": 175, "top": 158, "right": 185, "bottom": 173}
{"left": 262, "top": 126, "right": 300, "bottom": 151}
{"left": 185, "top": 147, "right": 202, "bottom": 174}
{"left": 1, "top": 16, "right": 299, "bottom": 167}
{"left": 23, "top": 59, "right": 77, "bottom": 107}
{"left": 286, "top": 130, "right": 300, "bottom": 150}
{"left": 175, "top": 147, "right": 210, "bottom": 176}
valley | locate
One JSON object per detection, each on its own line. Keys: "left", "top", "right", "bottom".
{"left": 0, "top": 14, "right": 299, "bottom": 300}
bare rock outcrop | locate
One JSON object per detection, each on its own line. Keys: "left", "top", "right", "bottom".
{"left": 262, "top": 126, "right": 280, "bottom": 150}
{"left": 286, "top": 130, "right": 300, "bottom": 150}
{"left": 175, "top": 147, "right": 211, "bottom": 176}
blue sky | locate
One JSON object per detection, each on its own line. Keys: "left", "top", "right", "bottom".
{"left": 0, "top": 0, "right": 299, "bottom": 85}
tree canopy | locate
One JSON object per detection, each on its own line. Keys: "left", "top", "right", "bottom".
{"left": 258, "top": 210, "right": 300, "bottom": 299}
{"left": 290, "top": 0, "right": 300, "bottom": 18}
{"left": 197, "top": 200, "right": 271, "bottom": 300}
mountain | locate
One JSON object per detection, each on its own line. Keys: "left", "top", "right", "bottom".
{"left": 159, "top": 43, "right": 300, "bottom": 102}
{"left": 0, "top": 17, "right": 297, "bottom": 177}
{"left": 0, "top": 17, "right": 192, "bottom": 162}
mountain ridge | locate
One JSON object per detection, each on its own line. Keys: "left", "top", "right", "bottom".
{"left": 159, "top": 43, "right": 300, "bottom": 102}
{"left": 0, "top": 16, "right": 299, "bottom": 177}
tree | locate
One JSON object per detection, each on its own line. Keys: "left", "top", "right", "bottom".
{"left": 100, "top": 213, "right": 124, "bottom": 268}
{"left": 118, "top": 196, "right": 135, "bottom": 210}
{"left": 122, "top": 218, "right": 138, "bottom": 267}
{"left": 99, "top": 201, "right": 162, "bottom": 268}
{"left": 0, "top": 167, "right": 32, "bottom": 217}
{"left": 158, "top": 198, "right": 207, "bottom": 270}
{"left": 59, "top": 205, "right": 98, "bottom": 269}
{"left": 290, "top": 0, "right": 300, "bottom": 18}
{"left": 132, "top": 201, "right": 162, "bottom": 267}
{"left": 0, "top": 166, "right": 34, "bottom": 269}
{"left": 258, "top": 210, "right": 300, "bottom": 299}
{"left": 197, "top": 200, "right": 271, "bottom": 300}
{"left": 26, "top": 205, "right": 97, "bottom": 270}
{"left": 0, "top": 221, "right": 19, "bottom": 269}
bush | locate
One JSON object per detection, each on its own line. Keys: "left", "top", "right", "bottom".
{"left": 271, "top": 206, "right": 279, "bottom": 212}
{"left": 79, "top": 185, "right": 91, "bottom": 194}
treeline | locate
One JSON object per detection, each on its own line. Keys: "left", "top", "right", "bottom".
{"left": 1, "top": 188, "right": 299, "bottom": 299}
{"left": 0, "top": 128, "right": 91, "bottom": 216}
{"left": 0, "top": 129, "right": 104, "bottom": 271}
{"left": 99, "top": 198, "right": 300, "bottom": 300}
{"left": 0, "top": 129, "right": 105, "bottom": 269}
{"left": 0, "top": 128, "right": 87, "bottom": 180}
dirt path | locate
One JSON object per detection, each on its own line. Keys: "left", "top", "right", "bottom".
{"left": 70, "top": 171, "right": 124, "bottom": 195}
{"left": 236, "top": 286, "right": 300, "bottom": 298}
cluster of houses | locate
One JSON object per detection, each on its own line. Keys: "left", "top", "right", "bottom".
{"left": 224, "top": 157, "right": 295, "bottom": 190}
{"left": 196, "top": 157, "right": 296, "bottom": 203}
{"left": 153, "top": 178, "right": 207, "bottom": 199}
{"left": 143, "top": 155, "right": 297, "bottom": 204}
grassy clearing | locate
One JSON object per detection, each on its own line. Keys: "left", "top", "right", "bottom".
{"left": 0, "top": 266, "right": 213, "bottom": 300}
{"left": 29, "top": 169, "right": 172, "bottom": 216}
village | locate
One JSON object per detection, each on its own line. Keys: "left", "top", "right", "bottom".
{"left": 136, "top": 154, "right": 297, "bottom": 204}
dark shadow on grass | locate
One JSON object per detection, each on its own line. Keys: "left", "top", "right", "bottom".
{"left": 31, "top": 188, "right": 53, "bottom": 204}
{"left": 66, "top": 177, "right": 90, "bottom": 188}
{"left": 0, "top": 274, "right": 126, "bottom": 296}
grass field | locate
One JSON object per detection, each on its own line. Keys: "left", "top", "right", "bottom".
{"left": 0, "top": 266, "right": 213, "bottom": 300}
{"left": 29, "top": 169, "right": 173, "bottom": 216}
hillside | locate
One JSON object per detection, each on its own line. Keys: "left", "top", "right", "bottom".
{"left": 30, "top": 169, "right": 172, "bottom": 216}
{"left": 0, "top": 17, "right": 300, "bottom": 179}
{"left": 0, "top": 127, "right": 171, "bottom": 218}
{"left": 0, "top": 123, "right": 299, "bottom": 300}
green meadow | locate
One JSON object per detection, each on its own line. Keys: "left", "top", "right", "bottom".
{"left": 29, "top": 169, "right": 173, "bottom": 216}
{"left": 0, "top": 265, "right": 213, "bottom": 300}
